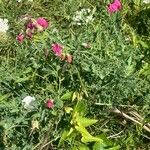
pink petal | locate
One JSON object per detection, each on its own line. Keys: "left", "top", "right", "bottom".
{"left": 51, "top": 43, "right": 63, "bottom": 56}
{"left": 16, "top": 34, "right": 24, "bottom": 42}
{"left": 107, "top": 0, "right": 122, "bottom": 14}
{"left": 26, "top": 22, "right": 35, "bottom": 30}
{"left": 46, "top": 99, "right": 54, "bottom": 109}
{"left": 36, "top": 17, "right": 49, "bottom": 29}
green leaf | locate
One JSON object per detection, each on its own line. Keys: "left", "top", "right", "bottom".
{"left": 75, "top": 125, "right": 102, "bottom": 143}
{"left": 93, "top": 142, "right": 120, "bottom": 150}
{"left": 93, "top": 142, "right": 107, "bottom": 150}
{"left": 72, "top": 145, "right": 90, "bottom": 150}
{"left": 108, "top": 146, "right": 120, "bottom": 150}
{"left": 76, "top": 116, "right": 97, "bottom": 127}
{"left": 58, "top": 130, "right": 70, "bottom": 147}
{"left": 74, "top": 101, "right": 87, "bottom": 116}
{"left": 15, "top": 77, "right": 30, "bottom": 83}
{"left": 61, "top": 91, "right": 73, "bottom": 101}
{"left": 97, "top": 133, "right": 113, "bottom": 146}
{"left": 23, "top": 67, "right": 32, "bottom": 74}
{"left": 75, "top": 125, "right": 91, "bottom": 137}
{"left": 93, "top": 140, "right": 120, "bottom": 150}
{"left": 81, "top": 135, "right": 102, "bottom": 144}
{"left": 79, "top": 145, "right": 90, "bottom": 150}
{"left": 0, "top": 94, "right": 10, "bottom": 102}
{"left": 58, "top": 128, "right": 76, "bottom": 147}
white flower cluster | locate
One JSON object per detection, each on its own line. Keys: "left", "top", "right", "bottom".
{"left": 72, "top": 8, "right": 95, "bottom": 26}
{"left": 22, "top": 96, "right": 36, "bottom": 109}
{"left": 143, "top": 0, "right": 150, "bottom": 3}
{"left": 0, "top": 18, "right": 9, "bottom": 33}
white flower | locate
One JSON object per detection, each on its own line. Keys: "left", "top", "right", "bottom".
{"left": 87, "top": 9, "right": 91, "bottom": 13}
{"left": 143, "top": 0, "right": 150, "bottom": 3}
{"left": 85, "top": 15, "right": 93, "bottom": 23}
{"left": 72, "top": 8, "right": 94, "bottom": 26}
{"left": 22, "top": 96, "right": 36, "bottom": 109}
{"left": 0, "top": 18, "right": 9, "bottom": 33}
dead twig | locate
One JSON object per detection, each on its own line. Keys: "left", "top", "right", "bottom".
{"left": 108, "top": 130, "right": 124, "bottom": 139}
{"left": 95, "top": 102, "right": 137, "bottom": 108}
{"left": 111, "top": 108, "right": 150, "bottom": 133}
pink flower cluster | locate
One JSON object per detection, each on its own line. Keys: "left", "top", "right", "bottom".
{"left": 16, "top": 17, "right": 49, "bottom": 42}
{"left": 46, "top": 99, "right": 54, "bottom": 109}
{"left": 107, "top": 0, "right": 122, "bottom": 14}
{"left": 51, "top": 43, "right": 73, "bottom": 64}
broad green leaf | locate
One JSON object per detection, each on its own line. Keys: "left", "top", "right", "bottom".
{"left": 75, "top": 125, "right": 91, "bottom": 137}
{"left": 93, "top": 142, "right": 107, "bottom": 150}
{"left": 97, "top": 133, "right": 113, "bottom": 146}
{"left": 72, "top": 145, "right": 89, "bottom": 150}
{"left": 74, "top": 101, "right": 87, "bottom": 116}
{"left": 75, "top": 125, "right": 102, "bottom": 143}
{"left": 79, "top": 145, "right": 90, "bottom": 150}
{"left": 76, "top": 116, "right": 97, "bottom": 127}
{"left": 61, "top": 91, "right": 73, "bottom": 101}
{"left": 81, "top": 135, "right": 102, "bottom": 143}
{"left": 108, "top": 146, "right": 120, "bottom": 150}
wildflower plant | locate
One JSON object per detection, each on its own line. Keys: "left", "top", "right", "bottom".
{"left": 0, "top": 0, "right": 150, "bottom": 149}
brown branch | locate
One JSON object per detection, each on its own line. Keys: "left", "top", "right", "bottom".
{"left": 111, "top": 108, "right": 150, "bottom": 133}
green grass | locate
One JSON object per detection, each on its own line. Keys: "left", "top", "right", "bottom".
{"left": 0, "top": 0, "right": 150, "bottom": 149}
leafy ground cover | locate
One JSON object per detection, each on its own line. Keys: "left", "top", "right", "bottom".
{"left": 0, "top": 0, "right": 150, "bottom": 149}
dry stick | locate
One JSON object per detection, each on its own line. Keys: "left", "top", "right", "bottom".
{"left": 129, "top": 111, "right": 150, "bottom": 128}
{"left": 108, "top": 130, "right": 124, "bottom": 139}
{"left": 40, "top": 136, "right": 60, "bottom": 150}
{"left": 95, "top": 102, "right": 136, "bottom": 108}
{"left": 111, "top": 108, "right": 150, "bottom": 133}
{"left": 129, "top": 111, "right": 144, "bottom": 121}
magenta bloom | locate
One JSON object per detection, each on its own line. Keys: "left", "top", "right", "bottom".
{"left": 36, "top": 17, "right": 49, "bottom": 29}
{"left": 16, "top": 33, "right": 24, "bottom": 42}
{"left": 46, "top": 99, "right": 54, "bottom": 109}
{"left": 26, "top": 22, "right": 35, "bottom": 30}
{"left": 107, "top": 0, "right": 122, "bottom": 14}
{"left": 51, "top": 43, "right": 63, "bottom": 56}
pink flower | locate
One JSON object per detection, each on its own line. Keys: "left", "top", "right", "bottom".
{"left": 107, "top": 0, "right": 122, "bottom": 14}
{"left": 16, "top": 33, "right": 24, "bottom": 42}
{"left": 26, "top": 22, "right": 35, "bottom": 30}
{"left": 51, "top": 43, "right": 63, "bottom": 56}
{"left": 66, "top": 54, "right": 73, "bottom": 64}
{"left": 36, "top": 17, "right": 49, "bottom": 29}
{"left": 46, "top": 99, "right": 54, "bottom": 109}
